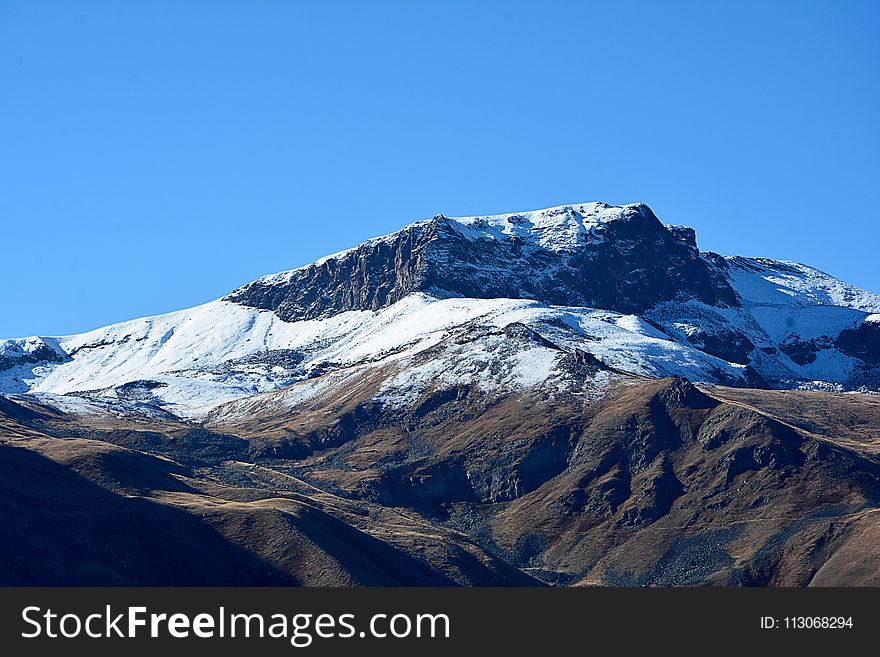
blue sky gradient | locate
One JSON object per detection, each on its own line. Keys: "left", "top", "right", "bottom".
{"left": 2, "top": 1, "right": 878, "bottom": 337}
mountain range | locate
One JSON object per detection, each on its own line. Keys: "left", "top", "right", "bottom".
{"left": 2, "top": 201, "right": 879, "bottom": 586}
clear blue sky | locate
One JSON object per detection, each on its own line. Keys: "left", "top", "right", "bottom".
{"left": 2, "top": 1, "right": 878, "bottom": 337}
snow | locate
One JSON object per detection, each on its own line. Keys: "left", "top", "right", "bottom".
{"left": 744, "top": 304, "right": 864, "bottom": 344}
{"left": 3, "top": 202, "right": 879, "bottom": 418}
{"left": 613, "top": 315, "right": 670, "bottom": 339}
{"left": 448, "top": 202, "right": 637, "bottom": 251}
{"left": 26, "top": 393, "right": 110, "bottom": 416}
{"left": 797, "top": 348, "right": 861, "bottom": 382}
{"left": 0, "top": 361, "right": 58, "bottom": 394}
{"left": 727, "top": 257, "right": 880, "bottom": 313}
{"left": 375, "top": 329, "right": 565, "bottom": 408}
{"left": 6, "top": 266, "right": 873, "bottom": 418}
{"left": 0, "top": 336, "right": 65, "bottom": 359}
{"left": 1, "top": 291, "right": 756, "bottom": 418}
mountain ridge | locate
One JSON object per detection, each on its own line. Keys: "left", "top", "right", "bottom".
{"left": 2, "top": 201, "right": 879, "bottom": 419}
{"left": 225, "top": 201, "right": 741, "bottom": 321}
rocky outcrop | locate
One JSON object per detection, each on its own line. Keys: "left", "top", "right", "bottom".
{"left": 836, "top": 319, "right": 880, "bottom": 365}
{"left": 226, "top": 204, "right": 740, "bottom": 322}
{"left": 226, "top": 221, "right": 437, "bottom": 321}
{"left": 0, "top": 340, "right": 66, "bottom": 372}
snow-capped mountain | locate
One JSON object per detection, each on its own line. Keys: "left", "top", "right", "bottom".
{"left": 3, "top": 202, "right": 879, "bottom": 418}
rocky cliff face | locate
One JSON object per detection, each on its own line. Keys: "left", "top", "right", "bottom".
{"left": 836, "top": 318, "right": 880, "bottom": 365}
{"left": 0, "top": 338, "right": 65, "bottom": 373}
{"left": 225, "top": 203, "right": 739, "bottom": 321}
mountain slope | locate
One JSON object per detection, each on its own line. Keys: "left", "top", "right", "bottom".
{"left": 0, "top": 397, "right": 540, "bottom": 586}
{"left": 4, "top": 377, "right": 879, "bottom": 586}
{"left": 2, "top": 201, "right": 877, "bottom": 420}
{"left": 3, "top": 200, "right": 880, "bottom": 587}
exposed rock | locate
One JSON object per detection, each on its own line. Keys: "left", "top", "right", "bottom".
{"left": 780, "top": 335, "right": 832, "bottom": 366}
{"left": 836, "top": 320, "right": 880, "bottom": 365}
{"left": 226, "top": 204, "right": 740, "bottom": 322}
{"left": 0, "top": 341, "right": 66, "bottom": 372}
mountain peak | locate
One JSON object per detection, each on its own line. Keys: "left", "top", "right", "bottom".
{"left": 444, "top": 201, "right": 647, "bottom": 252}
{"left": 252, "top": 201, "right": 652, "bottom": 287}
{"left": 3, "top": 200, "right": 879, "bottom": 422}
{"left": 225, "top": 200, "right": 735, "bottom": 323}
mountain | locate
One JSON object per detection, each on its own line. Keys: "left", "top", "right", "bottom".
{"left": 2, "top": 201, "right": 879, "bottom": 586}
{"left": 3, "top": 202, "right": 878, "bottom": 419}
